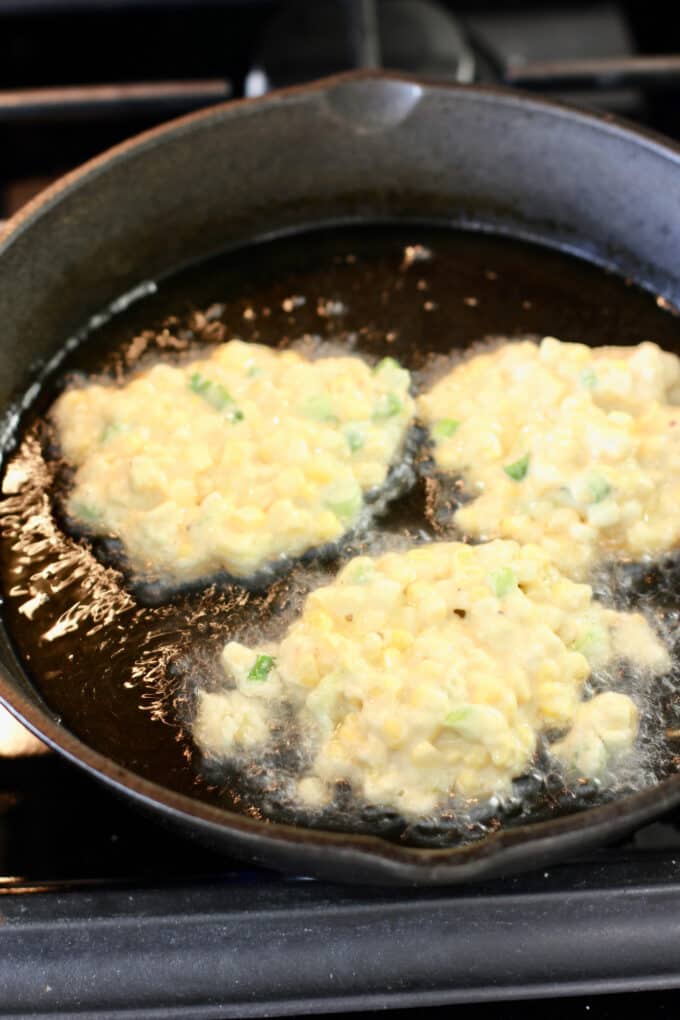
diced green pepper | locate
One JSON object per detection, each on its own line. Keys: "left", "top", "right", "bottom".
{"left": 326, "top": 492, "right": 362, "bottom": 522}
{"left": 374, "top": 356, "right": 401, "bottom": 373}
{"left": 580, "top": 367, "right": 598, "bottom": 389}
{"left": 72, "top": 502, "right": 101, "bottom": 524}
{"left": 344, "top": 426, "right": 365, "bottom": 453}
{"left": 570, "top": 624, "right": 608, "bottom": 663}
{"left": 490, "top": 566, "right": 517, "bottom": 598}
{"left": 432, "top": 418, "right": 460, "bottom": 441}
{"left": 443, "top": 704, "right": 497, "bottom": 740}
{"left": 373, "top": 392, "right": 403, "bottom": 420}
{"left": 99, "top": 422, "right": 125, "bottom": 443}
{"left": 503, "top": 453, "right": 530, "bottom": 481}
{"left": 299, "top": 394, "right": 337, "bottom": 422}
{"left": 346, "top": 561, "right": 373, "bottom": 584}
{"left": 247, "top": 654, "right": 276, "bottom": 682}
{"left": 206, "top": 382, "right": 235, "bottom": 412}
{"left": 444, "top": 706, "right": 473, "bottom": 727}
{"left": 587, "top": 473, "right": 611, "bottom": 503}
{"left": 189, "top": 371, "right": 211, "bottom": 396}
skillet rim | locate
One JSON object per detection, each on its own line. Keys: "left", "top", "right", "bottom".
{"left": 3, "top": 67, "right": 680, "bottom": 257}
{"left": 2, "top": 69, "right": 680, "bottom": 883}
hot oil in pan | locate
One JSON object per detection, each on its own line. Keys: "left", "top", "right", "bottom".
{"left": 2, "top": 224, "right": 680, "bottom": 847}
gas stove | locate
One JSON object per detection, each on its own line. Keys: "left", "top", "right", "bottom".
{"left": 2, "top": 754, "right": 680, "bottom": 1016}
{"left": 2, "top": 2, "right": 680, "bottom": 1017}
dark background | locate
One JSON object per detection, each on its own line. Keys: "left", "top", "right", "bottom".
{"left": 2, "top": 0, "right": 680, "bottom": 214}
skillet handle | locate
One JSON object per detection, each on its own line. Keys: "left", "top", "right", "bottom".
{"left": 321, "top": 74, "right": 424, "bottom": 133}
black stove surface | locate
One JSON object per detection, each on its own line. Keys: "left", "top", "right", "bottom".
{"left": 2, "top": 1, "right": 680, "bottom": 1016}
{"left": 2, "top": 752, "right": 680, "bottom": 1016}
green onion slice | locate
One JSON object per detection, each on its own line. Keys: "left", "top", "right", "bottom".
{"left": 373, "top": 392, "right": 403, "bottom": 420}
{"left": 99, "top": 422, "right": 125, "bottom": 443}
{"left": 247, "top": 654, "right": 276, "bottom": 682}
{"left": 490, "top": 567, "right": 517, "bottom": 598}
{"left": 326, "top": 492, "right": 362, "bottom": 522}
{"left": 503, "top": 453, "right": 530, "bottom": 481}
{"left": 344, "top": 426, "right": 365, "bottom": 453}
{"left": 432, "top": 418, "right": 460, "bottom": 441}
{"left": 587, "top": 474, "right": 611, "bottom": 503}
{"left": 299, "top": 394, "right": 337, "bottom": 422}
{"left": 73, "top": 502, "right": 101, "bottom": 524}
{"left": 444, "top": 706, "right": 473, "bottom": 726}
{"left": 374, "top": 356, "right": 401, "bottom": 373}
{"left": 189, "top": 372, "right": 243, "bottom": 421}
{"left": 580, "top": 367, "right": 598, "bottom": 389}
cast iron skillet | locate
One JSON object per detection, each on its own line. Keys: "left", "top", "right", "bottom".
{"left": 1, "top": 70, "right": 680, "bottom": 885}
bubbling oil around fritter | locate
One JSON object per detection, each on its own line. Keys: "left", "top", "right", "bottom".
{"left": 3, "top": 224, "right": 680, "bottom": 844}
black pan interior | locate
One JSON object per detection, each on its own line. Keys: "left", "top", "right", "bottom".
{"left": 2, "top": 222, "right": 680, "bottom": 849}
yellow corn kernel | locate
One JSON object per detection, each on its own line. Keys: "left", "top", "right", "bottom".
{"left": 463, "top": 746, "right": 489, "bottom": 768}
{"left": 305, "top": 460, "right": 335, "bottom": 484}
{"left": 537, "top": 692, "right": 576, "bottom": 726}
{"left": 338, "top": 716, "right": 362, "bottom": 747}
{"left": 382, "top": 718, "right": 406, "bottom": 747}
{"left": 549, "top": 580, "right": 576, "bottom": 607}
{"left": 440, "top": 745, "right": 463, "bottom": 765}
{"left": 381, "top": 648, "right": 402, "bottom": 670}
{"left": 405, "top": 581, "right": 430, "bottom": 603}
{"left": 507, "top": 667, "right": 531, "bottom": 703}
{"left": 536, "top": 660, "right": 560, "bottom": 685}
{"left": 420, "top": 659, "right": 444, "bottom": 681}
{"left": 408, "top": 687, "right": 425, "bottom": 709}
{"left": 456, "top": 768, "right": 481, "bottom": 796}
{"left": 298, "top": 674, "right": 319, "bottom": 689}
{"left": 454, "top": 544, "right": 475, "bottom": 566}
{"left": 410, "top": 740, "right": 440, "bottom": 767}
{"left": 408, "top": 684, "right": 448, "bottom": 712}
{"left": 316, "top": 511, "right": 343, "bottom": 541}
{"left": 483, "top": 684, "right": 516, "bottom": 713}
{"left": 564, "top": 651, "right": 590, "bottom": 684}
{"left": 233, "top": 506, "right": 266, "bottom": 527}
{"left": 297, "top": 482, "right": 316, "bottom": 502}
{"left": 305, "top": 610, "right": 335, "bottom": 634}
{"left": 521, "top": 544, "right": 548, "bottom": 563}
{"left": 389, "top": 628, "right": 414, "bottom": 651}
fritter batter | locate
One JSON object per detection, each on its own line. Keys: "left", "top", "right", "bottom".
{"left": 194, "top": 539, "right": 669, "bottom": 816}
{"left": 418, "top": 337, "right": 680, "bottom": 579}
{"left": 53, "top": 341, "right": 414, "bottom": 582}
